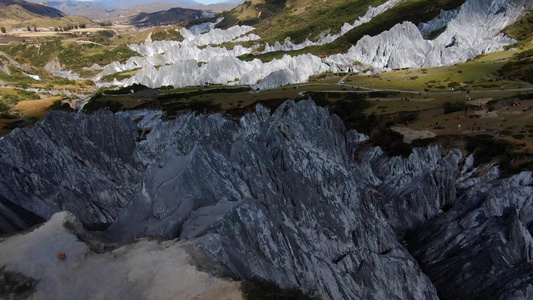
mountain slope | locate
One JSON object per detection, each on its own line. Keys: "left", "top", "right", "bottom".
{"left": 26, "top": 0, "right": 241, "bottom": 21}
{"left": 128, "top": 7, "right": 215, "bottom": 27}
{"left": 97, "top": 0, "right": 201, "bottom": 9}
{"left": 217, "top": 0, "right": 466, "bottom": 49}
{"left": 504, "top": 9, "right": 533, "bottom": 46}
{"left": 99, "top": 0, "right": 532, "bottom": 91}
{"left": 0, "top": 0, "right": 65, "bottom": 20}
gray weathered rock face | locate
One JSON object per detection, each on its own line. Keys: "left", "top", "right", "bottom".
{"left": 107, "top": 100, "right": 439, "bottom": 299}
{"left": 0, "top": 111, "right": 144, "bottom": 233}
{"left": 407, "top": 172, "right": 533, "bottom": 300}
{"left": 1, "top": 100, "right": 533, "bottom": 299}
{"left": 364, "top": 145, "right": 462, "bottom": 235}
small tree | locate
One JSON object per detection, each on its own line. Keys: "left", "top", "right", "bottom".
{"left": 79, "top": 24, "right": 86, "bottom": 29}
{"left": 33, "top": 26, "right": 37, "bottom": 32}
{"left": 0, "top": 27, "right": 6, "bottom": 33}
{"left": 26, "top": 25, "right": 31, "bottom": 31}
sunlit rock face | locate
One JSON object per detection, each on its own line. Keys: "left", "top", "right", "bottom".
{"left": 326, "top": 0, "right": 531, "bottom": 70}
{"left": 263, "top": 0, "right": 403, "bottom": 52}
{"left": 98, "top": 0, "right": 530, "bottom": 90}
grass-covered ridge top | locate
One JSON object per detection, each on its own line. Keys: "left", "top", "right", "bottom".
{"left": 0, "top": 0, "right": 65, "bottom": 20}
{"left": 0, "top": 39, "right": 138, "bottom": 72}
{"left": 225, "top": 0, "right": 467, "bottom": 60}
{"left": 218, "top": 0, "right": 387, "bottom": 44}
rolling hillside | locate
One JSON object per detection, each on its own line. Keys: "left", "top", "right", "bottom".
{"left": 128, "top": 7, "right": 215, "bottom": 27}
{"left": 216, "top": 0, "right": 469, "bottom": 55}
{"left": 0, "top": 0, "right": 65, "bottom": 20}
{"left": 25, "top": 0, "right": 243, "bottom": 21}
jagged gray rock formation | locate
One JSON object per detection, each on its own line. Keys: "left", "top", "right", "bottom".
{"left": 106, "top": 100, "right": 439, "bottom": 299}
{"left": 364, "top": 145, "right": 461, "bottom": 235}
{"left": 407, "top": 172, "right": 533, "bottom": 300}
{"left": 1, "top": 100, "right": 533, "bottom": 299}
{"left": 0, "top": 111, "right": 145, "bottom": 233}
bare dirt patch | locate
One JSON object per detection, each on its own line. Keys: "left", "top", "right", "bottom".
{"left": 391, "top": 126, "right": 436, "bottom": 143}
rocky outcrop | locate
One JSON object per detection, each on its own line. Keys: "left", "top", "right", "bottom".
{"left": 327, "top": 0, "right": 532, "bottom": 70}
{"left": 364, "top": 145, "right": 461, "bottom": 235}
{"left": 263, "top": 0, "right": 403, "bottom": 52}
{"left": 2, "top": 100, "right": 533, "bottom": 299}
{"left": 0, "top": 111, "right": 144, "bottom": 233}
{"left": 106, "top": 100, "right": 439, "bottom": 299}
{"left": 407, "top": 172, "right": 533, "bottom": 300}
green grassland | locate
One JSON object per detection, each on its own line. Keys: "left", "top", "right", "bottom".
{"left": 58, "top": 43, "right": 138, "bottom": 72}
{"left": 16, "top": 16, "right": 96, "bottom": 31}
{"left": 0, "top": 38, "right": 138, "bottom": 73}
{"left": 107, "top": 26, "right": 184, "bottom": 46}
{"left": 0, "top": 87, "right": 39, "bottom": 105}
{"left": 503, "top": 9, "right": 533, "bottom": 48}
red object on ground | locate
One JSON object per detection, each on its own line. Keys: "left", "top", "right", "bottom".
{"left": 57, "top": 253, "right": 66, "bottom": 259}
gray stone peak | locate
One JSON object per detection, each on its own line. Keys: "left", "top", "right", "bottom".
{"left": 1, "top": 99, "right": 533, "bottom": 299}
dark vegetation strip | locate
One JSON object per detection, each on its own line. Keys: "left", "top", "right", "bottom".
{"left": 241, "top": 277, "right": 320, "bottom": 300}
{"left": 497, "top": 50, "right": 533, "bottom": 83}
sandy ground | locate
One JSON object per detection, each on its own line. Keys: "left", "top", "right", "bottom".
{"left": 391, "top": 126, "right": 437, "bottom": 143}
{"left": 0, "top": 212, "right": 242, "bottom": 300}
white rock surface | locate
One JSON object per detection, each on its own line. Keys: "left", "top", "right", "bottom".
{"left": 118, "top": 52, "right": 334, "bottom": 89}
{"left": 98, "top": 0, "right": 531, "bottom": 90}
{"left": 326, "top": 0, "right": 531, "bottom": 70}
{"left": 188, "top": 17, "right": 223, "bottom": 35}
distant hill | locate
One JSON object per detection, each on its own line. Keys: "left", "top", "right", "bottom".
{"left": 98, "top": 0, "right": 200, "bottom": 10}
{"left": 128, "top": 7, "right": 215, "bottom": 27}
{"left": 25, "top": 0, "right": 243, "bottom": 21}
{"left": 0, "top": 0, "right": 65, "bottom": 20}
